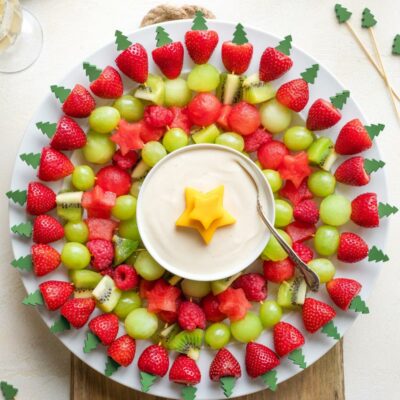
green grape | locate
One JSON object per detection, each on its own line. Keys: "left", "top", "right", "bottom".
{"left": 89, "top": 106, "right": 120, "bottom": 134}
{"left": 118, "top": 218, "right": 140, "bottom": 241}
{"left": 181, "top": 279, "right": 211, "bottom": 298}
{"left": 72, "top": 165, "right": 95, "bottom": 191}
{"left": 215, "top": 132, "right": 244, "bottom": 152}
{"left": 259, "top": 300, "right": 282, "bottom": 329}
{"left": 125, "top": 308, "right": 158, "bottom": 339}
{"left": 260, "top": 99, "right": 292, "bottom": 133}
{"left": 82, "top": 130, "right": 116, "bottom": 164}
{"left": 320, "top": 194, "right": 351, "bottom": 226}
{"left": 205, "top": 323, "right": 231, "bottom": 349}
{"left": 111, "top": 195, "right": 137, "bottom": 220}
{"left": 113, "top": 95, "right": 144, "bottom": 122}
{"left": 164, "top": 78, "right": 192, "bottom": 107}
{"left": 142, "top": 141, "right": 167, "bottom": 167}
{"left": 187, "top": 64, "right": 220, "bottom": 92}
{"left": 283, "top": 126, "right": 314, "bottom": 151}
{"left": 274, "top": 199, "right": 293, "bottom": 228}
{"left": 262, "top": 229, "right": 292, "bottom": 261}
{"left": 308, "top": 258, "right": 336, "bottom": 283}
{"left": 308, "top": 171, "right": 336, "bottom": 197}
{"left": 162, "top": 128, "right": 189, "bottom": 152}
{"left": 262, "top": 169, "right": 283, "bottom": 193}
{"left": 314, "top": 225, "right": 339, "bottom": 256}
{"left": 231, "top": 312, "right": 263, "bottom": 343}
{"left": 61, "top": 242, "right": 91, "bottom": 270}
{"left": 135, "top": 250, "right": 165, "bottom": 280}
{"left": 114, "top": 291, "right": 142, "bottom": 319}
{"left": 64, "top": 220, "right": 89, "bottom": 243}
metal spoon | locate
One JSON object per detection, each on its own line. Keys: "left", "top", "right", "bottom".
{"left": 236, "top": 160, "right": 320, "bottom": 292}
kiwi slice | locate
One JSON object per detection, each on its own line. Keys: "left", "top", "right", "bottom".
{"left": 73, "top": 289, "right": 93, "bottom": 299}
{"left": 113, "top": 235, "right": 139, "bottom": 265}
{"left": 92, "top": 275, "right": 121, "bottom": 312}
{"left": 169, "top": 329, "right": 204, "bottom": 360}
{"left": 217, "top": 73, "right": 243, "bottom": 105}
{"left": 277, "top": 277, "right": 307, "bottom": 309}
{"left": 69, "top": 269, "right": 102, "bottom": 289}
{"left": 211, "top": 272, "right": 242, "bottom": 295}
{"left": 134, "top": 74, "right": 165, "bottom": 105}
{"left": 242, "top": 73, "right": 276, "bottom": 104}
{"left": 307, "top": 137, "right": 336, "bottom": 170}
{"left": 131, "top": 160, "right": 151, "bottom": 181}
{"left": 192, "top": 124, "right": 220, "bottom": 144}
{"left": 56, "top": 191, "right": 83, "bottom": 222}
{"left": 152, "top": 323, "right": 181, "bottom": 349}
{"left": 130, "top": 179, "right": 143, "bottom": 197}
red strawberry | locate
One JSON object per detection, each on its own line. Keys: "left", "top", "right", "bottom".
{"left": 337, "top": 232, "right": 369, "bottom": 263}
{"left": 144, "top": 105, "right": 174, "bottom": 128}
{"left": 115, "top": 43, "right": 148, "bottom": 83}
{"left": 86, "top": 240, "right": 114, "bottom": 271}
{"left": 263, "top": 258, "right": 295, "bottom": 283}
{"left": 351, "top": 192, "right": 379, "bottom": 228}
{"left": 114, "top": 264, "right": 139, "bottom": 291}
{"left": 33, "top": 215, "right": 64, "bottom": 244}
{"left": 218, "top": 288, "right": 252, "bottom": 321}
{"left": 293, "top": 199, "right": 319, "bottom": 224}
{"left": 50, "top": 116, "right": 86, "bottom": 151}
{"left": 306, "top": 99, "right": 341, "bottom": 131}
{"left": 259, "top": 47, "right": 293, "bottom": 82}
{"left": 62, "top": 84, "right": 95, "bottom": 118}
{"left": 89, "top": 66, "right": 123, "bottom": 99}
{"left": 187, "top": 93, "right": 222, "bottom": 127}
{"left": 257, "top": 140, "right": 289, "bottom": 170}
{"left": 285, "top": 221, "right": 316, "bottom": 242}
{"left": 170, "top": 106, "right": 191, "bottom": 134}
{"left": 280, "top": 178, "right": 313, "bottom": 206}
{"left": 96, "top": 165, "right": 131, "bottom": 196}
{"left": 273, "top": 321, "right": 305, "bottom": 357}
{"left": 107, "top": 335, "right": 136, "bottom": 367}
{"left": 335, "top": 119, "right": 372, "bottom": 155}
{"left": 228, "top": 101, "right": 260, "bottom": 135}
{"left": 39, "top": 280, "right": 73, "bottom": 311}
{"left": 111, "top": 120, "right": 144, "bottom": 155}
{"left": 209, "top": 348, "right": 241, "bottom": 381}
{"left": 89, "top": 313, "right": 119, "bottom": 346}
{"left": 216, "top": 105, "right": 232, "bottom": 131}
{"left": 178, "top": 301, "right": 206, "bottom": 331}
{"left": 245, "top": 342, "right": 280, "bottom": 378}
{"left": 32, "top": 244, "right": 60, "bottom": 276}
{"left": 278, "top": 152, "right": 312, "bottom": 189}
{"left": 169, "top": 355, "right": 201, "bottom": 385}
{"left": 222, "top": 41, "right": 253, "bottom": 74}
{"left": 61, "top": 297, "right": 95, "bottom": 328}
{"left": 302, "top": 298, "right": 336, "bottom": 333}
{"left": 243, "top": 128, "right": 272, "bottom": 152}
{"left": 112, "top": 149, "right": 138, "bottom": 170}
{"left": 232, "top": 273, "right": 267, "bottom": 302}
{"left": 26, "top": 182, "right": 56, "bottom": 215}
{"left": 276, "top": 79, "right": 309, "bottom": 112}
{"left": 334, "top": 156, "right": 370, "bottom": 186}
{"left": 201, "top": 293, "right": 226, "bottom": 322}
{"left": 138, "top": 344, "right": 170, "bottom": 377}
{"left": 185, "top": 28, "right": 218, "bottom": 64}
{"left": 292, "top": 242, "right": 314, "bottom": 263}
{"left": 152, "top": 38, "right": 184, "bottom": 79}
{"left": 326, "top": 278, "right": 362, "bottom": 310}
{"left": 38, "top": 147, "right": 74, "bottom": 181}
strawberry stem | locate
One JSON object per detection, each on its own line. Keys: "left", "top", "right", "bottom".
{"left": 300, "top": 64, "right": 319, "bottom": 84}
{"left": 83, "top": 332, "right": 101, "bottom": 353}
{"left": 330, "top": 90, "right": 350, "bottom": 110}
{"left": 140, "top": 371, "right": 157, "bottom": 393}
{"left": 378, "top": 202, "right": 398, "bottom": 218}
{"left": 11, "top": 255, "right": 32, "bottom": 271}
{"left": 181, "top": 385, "right": 197, "bottom": 400}
{"left": 365, "top": 123, "right": 385, "bottom": 139}
{"left": 261, "top": 370, "right": 278, "bottom": 391}
{"left": 155, "top": 26, "right": 172, "bottom": 47}
{"left": 6, "top": 189, "right": 27, "bottom": 206}
{"left": 368, "top": 245, "right": 389, "bottom": 262}
{"left": 36, "top": 121, "right": 57, "bottom": 138}
{"left": 115, "top": 30, "right": 132, "bottom": 51}
{"left": 220, "top": 376, "right": 236, "bottom": 398}
{"left": 364, "top": 158, "right": 385, "bottom": 175}
{"left": 105, "top": 357, "right": 120, "bottom": 376}
{"left": 288, "top": 348, "right": 307, "bottom": 369}
{"left": 231, "top": 23, "right": 248, "bottom": 45}
{"left": 20, "top": 152, "right": 40, "bottom": 169}
{"left": 22, "top": 289, "right": 43, "bottom": 306}
{"left": 11, "top": 221, "right": 32, "bottom": 238}
{"left": 275, "top": 35, "right": 292, "bottom": 55}
{"left": 321, "top": 320, "right": 340, "bottom": 340}
{"left": 191, "top": 11, "right": 208, "bottom": 31}
{"left": 50, "top": 85, "right": 71, "bottom": 103}
{"left": 50, "top": 316, "right": 71, "bottom": 334}
{"left": 83, "top": 62, "right": 102, "bottom": 82}
{"left": 349, "top": 295, "right": 369, "bottom": 314}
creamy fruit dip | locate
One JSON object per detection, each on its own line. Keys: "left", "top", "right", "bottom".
{"left": 137, "top": 144, "right": 274, "bottom": 281}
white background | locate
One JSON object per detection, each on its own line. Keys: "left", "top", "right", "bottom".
{"left": 1, "top": 0, "right": 399, "bottom": 399}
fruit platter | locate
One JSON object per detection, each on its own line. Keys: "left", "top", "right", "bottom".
{"left": 7, "top": 12, "right": 393, "bottom": 400}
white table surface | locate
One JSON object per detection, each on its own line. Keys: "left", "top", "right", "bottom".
{"left": 1, "top": 0, "right": 399, "bottom": 398}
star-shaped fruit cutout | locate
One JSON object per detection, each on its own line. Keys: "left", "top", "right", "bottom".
{"left": 110, "top": 119, "right": 144, "bottom": 155}
{"left": 278, "top": 151, "right": 312, "bottom": 189}
{"left": 176, "top": 186, "right": 236, "bottom": 244}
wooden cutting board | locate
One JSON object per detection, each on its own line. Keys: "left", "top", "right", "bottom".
{"left": 70, "top": 341, "right": 344, "bottom": 400}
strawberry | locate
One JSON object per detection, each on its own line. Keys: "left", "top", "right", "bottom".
{"left": 285, "top": 221, "right": 316, "bottom": 242}
{"left": 115, "top": 43, "right": 148, "bottom": 83}
{"left": 326, "top": 278, "right": 362, "bottom": 310}
{"left": 243, "top": 127, "right": 272, "bottom": 153}
{"left": 178, "top": 301, "right": 206, "bottom": 331}
{"left": 96, "top": 165, "right": 131, "bottom": 196}
{"left": 278, "top": 152, "right": 312, "bottom": 189}
{"left": 351, "top": 192, "right": 379, "bottom": 228}
{"left": 50, "top": 116, "right": 86, "bottom": 151}
{"left": 62, "top": 84, "right": 95, "bottom": 118}
{"left": 257, "top": 140, "right": 289, "bottom": 170}
{"left": 306, "top": 99, "right": 341, "bottom": 131}
{"left": 293, "top": 199, "right": 319, "bottom": 224}
{"left": 33, "top": 215, "right": 64, "bottom": 244}
{"left": 31, "top": 244, "right": 60, "bottom": 276}
{"left": 209, "top": 348, "right": 241, "bottom": 381}
{"left": 292, "top": 242, "right": 314, "bottom": 263}
{"left": 138, "top": 344, "right": 169, "bottom": 377}
{"left": 89, "top": 66, "right": 123, "bottom": 99}
{"left": 218, "top": 288, "right": 252, "bottom": 321}
{"left": 38, "top": 147, "right": 74, "bottom": 181}
{"left": 280, "top": 178, "right": 313, "bottom": 206}
{"left": 26, "top": 182, "right": 56, "bottom": 215}
{"left": 232, "top": 273, "right": 267, "bottom": 302}
{"left": 39, "top": 280, "right": 73, "bottom": 311}
{"left": 263, "top": 258, "right": 295, "bottom": 283}
{"left": 111, "top": 120, "right": 144, "bottom": 155}
{"left": 245, "top": 342, "right": 280, "bottom": 378}
{"left": 337, "top": 232, "right": 369, "bottom": 263}
{"left": 169, "top": 355, "right": 201, "bottom": 385}
{"left": 334, "top": 156, "right": 370, "bottom": 186}
{"left": 302, "top": 298, "right": 336, "bottom": 333}
{"left": 335, "top": 119, "right": 372, "bottom": 155}
{"left": 89, "top": 313, "right": 119, "bottom": 346}
{"left": 276, "top": 78, "right": 309, "bottom": 112}
{"left": 273, "top": 321, "right": 305, "bottom": 357}
{"left": 107, "top": 335, "right": 136, "bottom": 367}
{"left": 222, "top": 41, "right": 253, "bottom": 74}
{"left": 61, "top": 297, "right": 95, "bottom": 328}
{"left": 201, "top": 293, "right": 226, "bottom": 322}
{"left": 259, "top": 47, "right": 293, "bottom": 82}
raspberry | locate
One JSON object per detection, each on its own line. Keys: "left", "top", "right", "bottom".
{"left": 292, "top": 242, "right": 314, "bottom": 263}
{"left": 100, "top": 267, "right": 115, "bottom": 278}
{"left": 232, "top": 273, "right": 267, "bottom": 301}
{"left": 263, "top": 259, "right": 295, "bottom": 283}
{"left": 293, "top": 199, "right": 319, "bottom": 224}
{"left": 86, "top": 239, "right": 114, "bottom": 271}
{"left": 177, "top": 301, "right": 206, "bottom": 331}
{"left": 112, "top": 149, "right": 138, "bottom": 170}
{"left": 201, "top": 294, "right": 226, "bottom": 322}
{"left": 114, "top": 264, "right": 139, "bottom": 291}
{"left": 144, "top": 105, "right": 174, "bottom": 128}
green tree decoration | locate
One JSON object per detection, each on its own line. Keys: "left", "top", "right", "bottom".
{"left": 368, "top": 245, "right": 389, "bottom": 262}
{"left": 392, "top": 35, "right": 400, "bottom": 55}
{"left": 378, "top": 202, "right": 399, "bottom": 218}
{"left": 11, "top": 255, "right": 32, "bottom": 271}
{"left": 330, "top": 90, "right": 350, "bottom": 110}
{"left": 365, "top": 123, "right": 385, "bottom": 139}
{"left": 232, "top": 23, "right": 248, "bottom": 45}
{"left": 11, "top": 221, "right": 32, "bottom": 238}
{"left": 83, "top": 332, "right": 101, "bottom": 353}
{"left": 182, "top": 386, "right": 197, "bottom": 400}
{"left": 20, "top": 152, "right": 40, "bottom": 169}
{"left": 50, "top": 85, "right": 71, "bottom": 103}
{"left": 288, "top": 348, "right": 307, "bottom": 369}
{"left": 83, "top": 62, "right": 102, "bottom": 82}
{"left": 334, "top": 4, "right": 352, "bottom": 24}
{"left": 261, "top": 370, "right": 278, "bottom": 391}
{"left": 50, "top": 316, "right": 71, "bottom": 334}
{"left": 276, "top": 35, "right": 292, "bottom": 56}
{"left": 22, "top": 289, "right": 43, "bottom": 306}
{"left": 300, "top": 64, "right": 319, "bottom": 84}
{"left": 0, "top": 381, "right": 18, "bottom": 400}
{"left": 155, "top": 26, "right": 173, "bottom": 47}
{"left": 6, "top": 189, "right": 27, "bottom": 206}
{"left": 220, "top": 376, "right": 236, "bottom": 398}
{"left": 140, "top": 371, "right": 157, "bottom": 393}
{"left": 349, "top": 295, "right": 369, "bottom": 314}
{"left": 36, "top": 121, "right": 57, "bottom": 138}
{"left": 115, "top": 30, "right": 131, "bottom": 51}
{"left": 321, "top": 320, "right": 340, "bottom": 340}
{"left": 364, "top": 158, "right": 385, "bottom": 175}
{"left": 361, "top": 8, "right": 377, "bottom": 28}
{"left": 105, "top": 357, "right": 120, "bottom": 377}
{"left": 191, "top": 10, "right": 208, "bottom": 31}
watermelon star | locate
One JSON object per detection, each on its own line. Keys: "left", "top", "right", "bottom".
{"left": 278, "top": 152, "right": 312, "bottom": 188}
{"left": 111, "top": 119, "right": 144, "bottom": 155}
{"left": 147, "top": 279, "right": 181, "bottom": 314}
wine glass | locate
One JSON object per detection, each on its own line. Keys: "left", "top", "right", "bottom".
{"left": 0, "top": 0, "right": 43, "bottom": 73}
